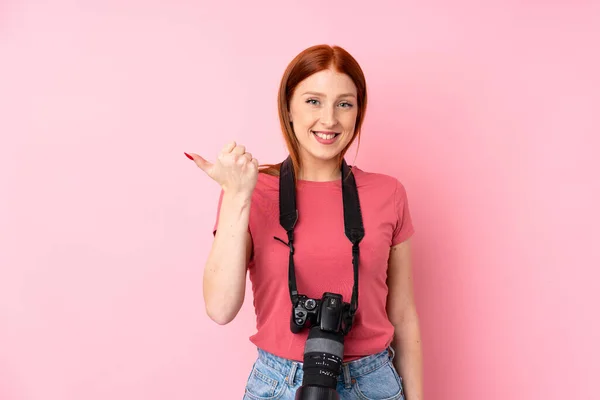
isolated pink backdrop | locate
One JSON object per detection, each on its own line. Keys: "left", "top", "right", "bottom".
{"left": 1, "top": 1, "right": 599, "bottom": 399}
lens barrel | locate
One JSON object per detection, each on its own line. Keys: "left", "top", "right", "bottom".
{"left": 295, "top": 326, "right": 344, "bottom": 400}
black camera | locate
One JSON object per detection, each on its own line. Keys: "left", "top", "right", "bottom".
{"left": 291, "top": 293, "right": 350, "bottom": 334}
{"left": 291, "top": 293, "right": 354, "bottom": 400}
{"left": 278, "top": 157, "right": 364, "bottom": 400}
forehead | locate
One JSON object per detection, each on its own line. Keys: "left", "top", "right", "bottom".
{"left": 295, "top": 68, "right": 357, "bottom": 96}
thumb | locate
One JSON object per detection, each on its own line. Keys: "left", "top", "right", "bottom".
{"left": 184, "top": 152, "right": 212, "bottom": 173}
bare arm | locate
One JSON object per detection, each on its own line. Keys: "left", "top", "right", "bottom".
{"left": 386, "top": 239, "right": 424, "bottom": 400}
{"left": 203, "top": 193, "right": 253, "bottom": 325}
{"left": 185, "top": 141, "right": 259, "bottom": 325}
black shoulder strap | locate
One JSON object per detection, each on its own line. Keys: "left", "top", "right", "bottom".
{"left": 341, "top": 160, "right": 364, "bottom": 314}
{"left": 279, "top": 157, "right": 299, "bottom": 305}
{"left": 278, "top": 156, "right": 364, "bottom": 316}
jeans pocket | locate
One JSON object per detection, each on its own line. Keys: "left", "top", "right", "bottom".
{"left": 353, "top": 361, "right": 404, "bottom": 400}
{"left": 244, "top": 360, "right": 286, "bottom": 400}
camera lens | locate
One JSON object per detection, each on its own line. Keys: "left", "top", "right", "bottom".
{"left": 298, "top": 326, "right": 344, "bottom": 392}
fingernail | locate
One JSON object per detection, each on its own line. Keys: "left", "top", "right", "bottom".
{"left": 184, "top": 152, "right": 193, "bottom": 160}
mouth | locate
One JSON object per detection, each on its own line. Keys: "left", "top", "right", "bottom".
{"left": 312, "top": 131, "right": 340, "bottom": 140}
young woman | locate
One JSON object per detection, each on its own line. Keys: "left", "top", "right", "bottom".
{"left": 186, "top": 44, "right": 423, "bottom": 400}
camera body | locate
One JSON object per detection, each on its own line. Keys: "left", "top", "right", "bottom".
{"left": 291, "top": 293, "right": 352, "bottom": 335}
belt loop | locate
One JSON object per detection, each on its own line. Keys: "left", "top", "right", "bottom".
{"left": 388, "top": 345, "right": 396, "bottom": 361}
{"left": 287, "top": 362, "right": 298, "bottom": 387}
{"left": 343, "top": 363, "right": 352, "bottom": 389}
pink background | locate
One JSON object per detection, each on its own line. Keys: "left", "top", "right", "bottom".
{"left": 1, "top": 1, "right": 599, "bottom": 399}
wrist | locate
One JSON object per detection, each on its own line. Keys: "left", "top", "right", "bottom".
{"left": 222, "top": 190, "right": 252, "bottom": 206}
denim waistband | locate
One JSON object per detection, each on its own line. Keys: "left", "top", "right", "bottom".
{"left": 256, "top": 346, "right": 396, "bottom": 388}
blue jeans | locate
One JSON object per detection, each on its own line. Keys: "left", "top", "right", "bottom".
{"left": 243, "top": 347, "right": 405, "bottom": 400}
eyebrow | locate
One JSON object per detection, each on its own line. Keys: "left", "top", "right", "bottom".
{"left": 301, "top": 91, "right": 357, "bottom": 99}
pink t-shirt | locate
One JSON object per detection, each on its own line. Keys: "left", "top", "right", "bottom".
{"left": 212, "top": 166, "right": 414, "bottom": 362}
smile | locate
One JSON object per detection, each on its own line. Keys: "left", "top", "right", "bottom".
{"left": 312, "top": 131, "right": 340, "bottom": 145}
{"left": 312, "top": 131, "right": 339, "bottom": 139}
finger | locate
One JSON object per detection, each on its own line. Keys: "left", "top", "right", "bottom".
{"left": 231, "top": 145, "right": 246, "bottom": 155}
{"left": 185, "top": 152, "right": 213, "bottom": 172}
{"left": 220, "top": 141, "right": 236, "bottom": 154}
{"left": 236, "top": 153, "right": 252, "bottom": 166}
{"left": 236, "top": 154, "right": 248, "bottom": 165}
{"left": 251, "top": 158, "right": 259, "bottom": 168}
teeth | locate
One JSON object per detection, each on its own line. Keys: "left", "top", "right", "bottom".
{"left": 314, "top": 132, "right": 336, "bottom": 140}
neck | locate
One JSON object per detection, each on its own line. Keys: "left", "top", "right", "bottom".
{"left": 297, "top": 157, "right": 342, "bottom": 182}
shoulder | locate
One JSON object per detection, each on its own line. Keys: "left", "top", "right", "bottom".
{"left": 256, "top": 170, "right": 279, "bottom": 191}
{"left": 352, "top": 166, "right": 406, "bottom": 194}
{"left": 249, "top": 171, "right": 279, "bottom": 205}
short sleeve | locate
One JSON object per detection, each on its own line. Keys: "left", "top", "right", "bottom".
{"left": 391, "top": 180, "right": 415, "bottom": 246}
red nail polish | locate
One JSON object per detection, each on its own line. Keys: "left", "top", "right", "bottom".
{"left": 184, "top": 152, "right": 193, "bottom": 160}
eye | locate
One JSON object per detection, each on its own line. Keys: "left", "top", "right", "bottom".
{"left": 339, "top": 102, "right": 353, "bottom": 108}
{"left": 306, "top": 98, "right": 320, "bottom": 105}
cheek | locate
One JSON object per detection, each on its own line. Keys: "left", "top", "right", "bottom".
{"left": 341, "top": 112, "right": 358, "bottom": 130}
{"left": 293, "top": 111, "right": 318, "bottom": 128}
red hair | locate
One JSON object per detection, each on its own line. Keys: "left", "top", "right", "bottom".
{"left": 260, "top": 44, "right": 368, "bottom": 177}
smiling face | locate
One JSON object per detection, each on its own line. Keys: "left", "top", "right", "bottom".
{"left": 288, "top": 67, "right": 359, "bottom": 174}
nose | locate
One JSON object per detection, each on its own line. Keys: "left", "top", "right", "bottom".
{"left": 319, "top": 104, "right": 338, "bottom": 128}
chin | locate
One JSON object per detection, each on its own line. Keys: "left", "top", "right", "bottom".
{"left": 307, "top": 149, "right": 342, "bottom": 162}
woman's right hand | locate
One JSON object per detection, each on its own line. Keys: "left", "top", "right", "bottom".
{"left": 185, "top": 141, "right": 259, "bottom": 197}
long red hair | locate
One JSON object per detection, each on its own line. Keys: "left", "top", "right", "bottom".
{"left": 260, "top": 44, "right": 368, "bottom": 178}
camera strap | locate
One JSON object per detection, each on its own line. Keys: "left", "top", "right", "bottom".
{"left": 277, "top": 155, "right": 365, "bottom": 328}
